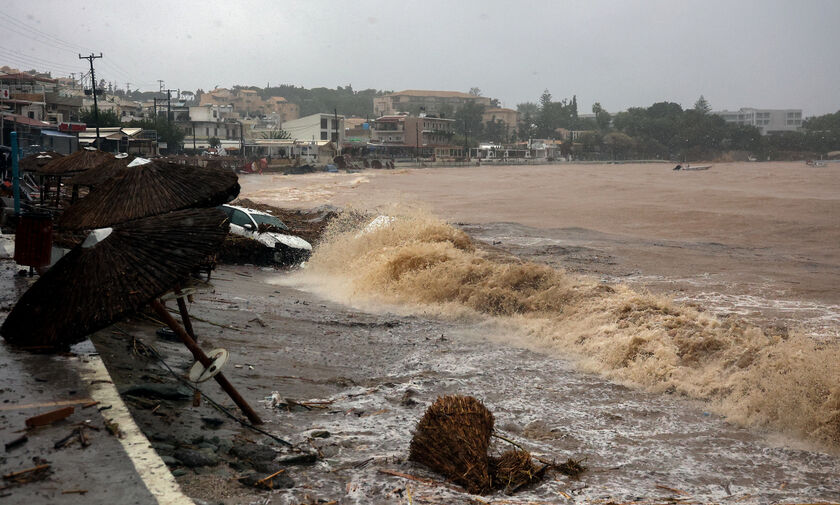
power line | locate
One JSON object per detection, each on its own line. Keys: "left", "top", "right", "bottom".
{"left": 0, "top": 49, "right": 80, "bottom": 74}
{"left": 2, "top": 14, "right": 94, "bottom": 54}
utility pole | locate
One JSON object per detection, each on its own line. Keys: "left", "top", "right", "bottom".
{"left": 79, "top": 53, "right": 103, "bottom": 149}
{"left": 165, "top": 89, "right": 174, "bottom": 122}
{"left": 158, "top": 80, "right": 165, "bottom": 93}
{"left": 334, "top": 108, "right": 340, "bottom": 157}
{"left": 464, "top": 119, "right": 469, "bottom": 160}
{"left": 125, "top": 82, "right": 131, "bottom": 94}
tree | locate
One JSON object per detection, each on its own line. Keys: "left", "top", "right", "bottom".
{"left": 602, "top": 132, "right": 635, "bottom": 159}
{"left": 454, "top": 100, "right": 486, "bottom": 141}
{"left": 469, "top": 87, "right": 482, "bottom": 97}
{"left": 127, "top": 118, "right": 185, "bottom": 150}
{"left": 260, "top": 128, "right": 291, "bottom": 139}
{"left": 79, "top": 107, "right": 121, "bottom": 127}
{"left": 208, "top": 137, "right": 221, "bottom": 148}
{"left": 694, "top": 95, "right": 711, "bottom": 114}
{"left": 592, "top": 102, "right": 612, "bottom": 131}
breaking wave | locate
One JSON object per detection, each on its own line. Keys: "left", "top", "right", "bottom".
{"left": 297, "top": 210, "right": 840, "bottom": 450}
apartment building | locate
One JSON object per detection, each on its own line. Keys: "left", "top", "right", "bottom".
{"left": 373, "top": 90, "right": 492, "bottom": 117}
{"left": 713, "top": 107, "right": 802, "bottom": 135}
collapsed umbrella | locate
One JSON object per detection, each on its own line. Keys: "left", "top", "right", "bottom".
{"left": 67, "top": 154, "right": 133, "bottom": 187}
{"left": 58, "top": 158, "right": 240, "bottom": 230}
{"left": 35, "top": 147, "right": 114, "bottom": 176}
{"left": 1, "top": 207, "right": 229, "bottom": 350}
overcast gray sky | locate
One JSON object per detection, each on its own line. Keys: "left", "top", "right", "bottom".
{"left": 4, "top": 0, "right": 839, "bottom": 116}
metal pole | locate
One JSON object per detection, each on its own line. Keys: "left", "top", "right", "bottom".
{"left": 11, "top": 132, "right": 20, "bottom": 215}
{"left": 151, "top": 300, "right": 262, "bottom": 424}
{"left": 79, "top": 53, "right": 103, "bottom": 149}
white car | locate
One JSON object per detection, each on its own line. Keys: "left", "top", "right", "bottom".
{"left": 220, "top": 204, "right": 312, "bottom": 264}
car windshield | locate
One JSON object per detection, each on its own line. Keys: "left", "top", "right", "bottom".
{"left": 251, "top": 213, "right": 288, "bottom": 230}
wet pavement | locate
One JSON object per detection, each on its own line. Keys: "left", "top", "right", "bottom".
{"left": 0, "top": 259, "right": 189, "bottom": 505}
{"left": 87, "top": 264, "right": 840, "bottom": 504}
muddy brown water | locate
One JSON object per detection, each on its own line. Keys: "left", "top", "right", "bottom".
{"left": 2, "top": 161, "right": 839, "bottom": 503}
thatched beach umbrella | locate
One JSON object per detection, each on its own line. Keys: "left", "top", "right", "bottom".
{"left": 36, "top": 147, "right": 114, "bottom": 176}
{"left": 19, "top": 151, "right": 64, "bottom": 173}
{"left": 66, "top": 154, "right": 133, "bottom": 187}
{"left": 0, "top": 207, "right": 229, "bottom": 350}
{"left": 31, "top": 148, "right": 114, "bottom": 206}
{"left": 58, "top": 158, "right": 240, "bottom": 230}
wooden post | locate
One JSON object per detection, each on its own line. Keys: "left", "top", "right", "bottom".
{"left": 151, "top": 300, "right": 262, "bottom": 425}
{"left": 175, "top": 292, "right": 197, "bottom": 343}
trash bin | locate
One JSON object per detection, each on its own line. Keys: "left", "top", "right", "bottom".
{"left": 14, "top": 210, "right": 53, "bottom": 268}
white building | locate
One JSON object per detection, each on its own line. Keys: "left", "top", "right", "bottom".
{"left": 282, "top": 113, "right": 345, "bottom": 144}
{"left": 713, "top": 108, "right": 802, "bottom": 135}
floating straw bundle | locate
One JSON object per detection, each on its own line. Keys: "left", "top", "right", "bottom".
{"left": 409, "top": 395, "right": 495, "bottom": 494}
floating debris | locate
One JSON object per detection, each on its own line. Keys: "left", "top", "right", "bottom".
{"left": 409, "top": 395, "right": 495, "bottom": 494}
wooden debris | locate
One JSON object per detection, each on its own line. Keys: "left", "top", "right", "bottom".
{"left": 25, "top": 406, "right": 74, "bottom": 428}
{"left": 81, "top": 401, "right": 100, "bottom": 409}
{"left": 4, "top": 435, "right": 28, "bottom": 451}
{"left": 377, "top": 469, "right": 461, "bottom": 491}
{"left": 255, "top": 468, "right": 286, "bottom": 488}
{"left": 61, "top": 489, "right": 88, "bottom": 495}
{"left": 656, "top": 484, "right": 689, "bottom": 495}
{"left": 3, "top": 464, "right": 51, "bottom": 485}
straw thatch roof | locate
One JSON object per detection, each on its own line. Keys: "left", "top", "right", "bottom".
{"left": 67, "top": 155, "right": 134, "bottom": 186}
{"left": 36, "top": 148, "right": 114, "bottom": 176}
{"left": 58, "top": 159, "right": 240, "bottom": 230}
{"left": 19, "top": 151, "right": 64, "bottom": 172}
{"left": 0, "top": 207, "right": 229, "bottom": 350}
{"left": 409, "top": 395, "right": 495, "bottom": 494}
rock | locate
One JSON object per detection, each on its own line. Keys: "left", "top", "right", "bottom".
{"left": 310, "top": 430, "right": 330, "bottom": 439}
{"left": 201, "top": 417, "right": 224, "bottom": 429}
{"left": 171, "top": 469, "right": 188, "bottom": 477}
{"left": 119, "top": 383, "right": 191, "bottom": 401}
{"left": 161, "top": 455, "right": 179, "bottom": 466}
{"left": 197, "top": 442, "right": 218, "bottom": 452}
{"left": 152, "top": 442, "right": 176, "bottom": 453}
{"left": 175, "top": 448, "right": 219, "bottom": 467}
{"left": 277, "top": 452, "right": 318, "bottom": 466}
{"left": 238, "top": 470, "right": 295, "bottom": 490}
{"left": 229, "top": 442, "right": 277, "bottom": 464}
{"left": 216, "top": 438, "right": 233, "bottom": 454}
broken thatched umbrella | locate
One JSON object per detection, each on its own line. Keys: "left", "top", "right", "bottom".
{"left": 58, "top": 157, "right": 240, "bottom": 230}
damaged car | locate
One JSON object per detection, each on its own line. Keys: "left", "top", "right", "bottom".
{"left": 220, "top": 204, "right": 312, "bottom": 266}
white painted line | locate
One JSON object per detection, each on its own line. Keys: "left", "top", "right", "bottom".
{"left": 76, "top": 354, "right": 195, "bottom": 505}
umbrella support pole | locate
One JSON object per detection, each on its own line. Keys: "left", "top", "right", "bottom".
{"left": 151, "top": 300, "right": 262, "bottom": 425}
{"left": 174, "top": 291, "right": 197, "bottom": 343}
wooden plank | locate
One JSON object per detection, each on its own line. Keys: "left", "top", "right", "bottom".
{"left": 25, "top": 406, "right": 74, "bottom": 428}
{"left": 0, "top": 398, "right": 93, "bottom": 412}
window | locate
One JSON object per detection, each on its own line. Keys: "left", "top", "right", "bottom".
{"left": 206, "top": 127, "right": 210, "bottom": 136}
{"left": 230, "top": 209, "right": 254, "bottom": 227}
{"left": 321, "top": 131, "right": 328, "bottom": 140}
{"left": 321, "top": 117, "right": 328, "bottom": 129}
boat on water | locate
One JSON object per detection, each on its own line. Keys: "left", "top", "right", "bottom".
{"left": 673, "top": 163, "right": 712, "bottom": 171}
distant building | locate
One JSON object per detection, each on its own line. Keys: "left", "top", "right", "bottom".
{"left": 282, "top": 113, "right": 345, "bottom": 144}
{"left": 179, "top": 104, "right": 242, "bottom": 149}
{"left": 373, "top": 90, "right": 492, "bottom": 117}
{"left": 482, "top": 107, "right": 518, "bottom": 129}
{"left": 369, "top": 114, "right": 461, "bottom": 159}
{"left": 712, "top": 108, "right": 802, "bottom": 135}
{"left": 200, "top": 87, "right": 299, "bottom": 120}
